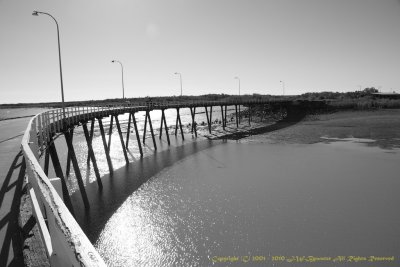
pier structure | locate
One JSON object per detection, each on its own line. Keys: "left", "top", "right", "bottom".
{"left": 20, "top": 98, "right": 314, "bottom": 266}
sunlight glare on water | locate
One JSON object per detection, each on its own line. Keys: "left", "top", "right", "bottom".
{"left": 95, "top": 171, "right": 203, "bottom": 267}
{"left": 94, "top": 140, "right": 400, "bottom": 267}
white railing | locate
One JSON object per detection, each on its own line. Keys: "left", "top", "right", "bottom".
{"left": 21, "top": 109, "right": 107, "bottom": 266}
{"left": 20, "top": 99, "right": 278, "bottom": 266}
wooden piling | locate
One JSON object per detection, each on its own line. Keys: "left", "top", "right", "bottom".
{"left": 87, "top": 119, "right": 95, "bottom": 165}
{"left": 220, "top": 106, "right": 225, "bottom": 130}
{"left": 107, "top": 115, "right": 114, "bottom": 153}
{"left": 161, "top": 109, "right": 170, "bottom": 145}
{"left": 224, "top": 105, "right": 227, "bottom": 127}
{"left": 210, "top": 106, "right": 213, "bottom": 123}
{"left": 190, "top": 108, "right": 194, "bottom": 133}
{"left": 205, "top": 106, "right": 211, "bottom": 134}
{"left": 159, "top": 110, "right": 164, "bottom": 139}
{"left": 143, "top": 110, "right": 148, "bottom": 144}
{"left": 48, "top": 136, "right": 75, "bottom": 215}
{"left": 98, "top": 118, "right": 114, "bottom": 174}
{"left": 82, "top": 123, "right": 103, "bottom": 189}
{"left": 146, "top": 111, "right": 157, "bottom": 150}
{"left": 235, "top": 105, "right": 239, "bottom": 128}
{"left": 131, "top": 112, "right": 143, "bottom": 156}
{"left": 114, "top": 115, "right": 129, "bottom": 164}
{"left": 176, "top": 108, "right": 184, "bottom": 140}
{"left": 175, "top": 110, "right": 179, "bottom": 136}
{"left": 66, "top": 128, "right": 74, "bottom": 177}
{"left": 238, "top": 105, "right": 241, "bottom": 124}
{"left": 64, "top": 131, "right": 90, "bottom": 210}
{"left": 126, "top": 113, "right": 132, "bottom": 148}
{"left": 248, "top": 105, "right": 251, "bottom": 125}
{"left": 190, "top": 107, "right": 197, "bottom": 137}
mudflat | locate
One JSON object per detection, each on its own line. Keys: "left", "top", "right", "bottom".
{"left": 247, "top": 109, "right": 400, "bottom": 149}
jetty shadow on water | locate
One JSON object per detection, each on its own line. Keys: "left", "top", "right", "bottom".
{"left": 71, "top": 139, "right": 221, "bottom": 243}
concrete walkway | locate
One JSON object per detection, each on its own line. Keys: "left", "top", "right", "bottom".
{"left": 0, "top": 117, "right": 31, "bottom": 267}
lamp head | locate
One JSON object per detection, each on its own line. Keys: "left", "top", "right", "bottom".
{"left": 111, "top": 60, "right": 115, "bottom": 63}
{"left": 174, "top": 72, "right": 179, "bottom": 75}
{"left": 32, "top": 11, "right": 39, "bottom": 16}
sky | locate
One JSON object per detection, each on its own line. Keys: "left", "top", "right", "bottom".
{"left": 0, "top": 0, "right": 399, "bottom": 104}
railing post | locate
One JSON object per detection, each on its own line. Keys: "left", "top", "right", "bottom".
{"left": 52, "top": 110, "right": 56, "bottom": 133}
{"left": 38, "top": 114, "right": 44, "bottom": 150}
{"left": 30, "top": 119, "right": 40, "bottom": 160}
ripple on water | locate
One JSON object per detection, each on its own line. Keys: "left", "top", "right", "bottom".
{"left": 95, "top": 168, "right": 213, "bottom": 267}
{"left": 94, "top": 140, "right": 400, "bottom": 267}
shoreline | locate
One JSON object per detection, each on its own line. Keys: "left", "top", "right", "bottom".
{"left": 244, "top": 108, "right": 400, "bottom": 150}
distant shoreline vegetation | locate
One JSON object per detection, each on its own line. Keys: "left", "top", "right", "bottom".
{"left": 1, "top": 87, "right": 399, "bottom": 110}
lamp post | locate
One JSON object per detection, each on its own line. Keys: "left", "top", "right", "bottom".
{"left": 280, "top": 80, "right": 285, "bottom": 96}
{"left": 32, "top": 10, "right": 65, "bottom": 119}
{"left": 234, "top": 76, "right": 240, "bottom": 96}
{"left": 111, "top": 60, "right": 125, "bottom": 99}
{"left": 174, "top": 72, "right": 182, "bottom": 96}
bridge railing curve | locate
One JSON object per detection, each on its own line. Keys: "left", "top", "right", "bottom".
{"left": 21, "top": 108, "right": 107, "bottom": 266}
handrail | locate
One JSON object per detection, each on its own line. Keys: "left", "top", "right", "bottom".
{"left": 21, "top": 112, "right": 106, "bottom": 266}
{"left": 20, "top": 99, "right": 285, "bottom": 266}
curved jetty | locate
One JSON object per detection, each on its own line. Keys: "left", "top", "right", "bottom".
{"left": 20, "top": 99, "right": 323, "bottom": 266}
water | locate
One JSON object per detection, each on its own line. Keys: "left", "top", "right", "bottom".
{"left": 39, "top": 108, "right": 399, "bottom": 266}
{"left": 70, "top": 137, "right": 399, "bottom": 266}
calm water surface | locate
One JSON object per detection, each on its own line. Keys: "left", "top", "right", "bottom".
{"left": 88, "top": 138, "right": 399, "bottom": 266}
{"left": 21, "top": 107, "right": 399, "bottom": 266}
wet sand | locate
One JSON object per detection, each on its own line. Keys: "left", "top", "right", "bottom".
{"left": 247, "top": 109, "right": 400, "bottom": 149}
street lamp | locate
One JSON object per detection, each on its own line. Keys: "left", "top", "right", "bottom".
{"left": 174, "top": 72, "right": 182, "bottom": 96}
{"left": 280, "top": 80, "right": 285, "bottom": 96}
{"left": 234, "top": 76, "right": 240, "bottom": 96}
{"left": 32, "top": 10, "right": 65, "bottom": 119}
{"left": 111, "top": 60, "right": 125, "bottom": 99}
